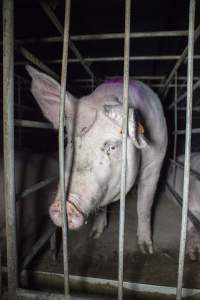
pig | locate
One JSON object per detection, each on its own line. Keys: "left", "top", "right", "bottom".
{"left": 167, "top": 153, "right": 200, "bottom": 260}
{"left": 26, "top": 65, "right": 168, "bottom": 254}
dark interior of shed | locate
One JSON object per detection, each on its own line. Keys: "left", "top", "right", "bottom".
{"left": 0, "top": 0, "right": 200, "bottom": 299}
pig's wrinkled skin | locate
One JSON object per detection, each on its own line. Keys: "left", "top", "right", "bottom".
{"left": 0, "top": 152, "right": 58, "bottom": 253}
{"left": 167, "top": 153, "right": 200, "bottom": 261}
{"left": 26, "top": 65, "right": 168, "bottom": 254}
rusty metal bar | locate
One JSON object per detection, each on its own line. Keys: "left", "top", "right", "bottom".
{"left": 161, "top": 23, "right": 200, "bottom": 97}
{"left": 40, "top": 0, "right": 94, "bottom": 78}
{"left": 118, "top": 0, "right": 131, "bottom": 299}
{"left": 3, "top": 0, "right": 18, "bottom": 298}
{"left": 176, "top": 0, "right": 196, "bottom": 299}
{"left": 58, "top": 0, "right": 71, "bottom": 298}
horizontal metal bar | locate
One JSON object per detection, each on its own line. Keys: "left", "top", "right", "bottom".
{"left": 14, "top": 119, "right": 53, "bottom": 129}
{"left": 0, "top": 101, "right": 36, "bottom": 112}
{"left": 173, "top": 128, "right": 200, "bottom": 134}
{"left": 2, "top": 271, "right": 197, "bottom": 298}
{"left": 169, "top": 158, "right": 200, "bottom": 180}
{"left": 0, "top": 30, "right": 189, "bottom": 45}
{"left": 1, "top": 268, "right": 200, "bottom": 298}
{"left": 177, "top": 106, "right": 200, "bottom": 111}
{"left": 76, "top": 84, "right": 191, "bottom": 90}
{"left": 73, "top": 76, "right": 200, "bottom": 82}
{"left": 16, "top": 176, "right": 57, "bottom": 202}
{"left": 168, "top": 78, "right": 200, "bottom": 109}
{"left": 21, "top": 223, "right": 56, "bottom": 270}
{"left": 14, "top": 54, "right": 200, "bottom": 66}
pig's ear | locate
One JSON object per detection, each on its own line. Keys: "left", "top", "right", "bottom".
{"left": 104, "top": 104, "right": 148, "bottom": 149}
{"left": 26, "top": 64, "right": 67, "bottom": 129}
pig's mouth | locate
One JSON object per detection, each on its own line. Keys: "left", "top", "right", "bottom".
{"left": 49, "top": 196, "right": 85, "bottom": 230}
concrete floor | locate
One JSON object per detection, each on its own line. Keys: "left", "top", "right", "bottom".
{"left": 27, "top": 186, "right": 200, "bottom": 291}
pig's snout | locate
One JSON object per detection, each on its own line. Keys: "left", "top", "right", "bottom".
{"left": 49, "top": 201, "right": 62, "bottom": 227}
{"left": 49, "top": 196, "right": 84, "bottom": 230}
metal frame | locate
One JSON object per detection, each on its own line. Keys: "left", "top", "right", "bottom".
{"left": 2, "top": 0, "right": 199, "bottom": 299}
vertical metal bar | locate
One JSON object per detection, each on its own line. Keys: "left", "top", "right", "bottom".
{"left": 0, "top": 239, "right": 2, "bottom": 296}
{"left": 17, "top": 77, "right": 22, "bottom": 150}
{"left": 118, "top": 0, "right": 131, "bottom": 299}
{"left": 173, "top": 72, "right": 178, "bottom": 186}
{"left": 176, "top": 1, "right": 195, "bottom": 299}
{"left": 59, "top": 0, "right": 71, "bottom": 299}
{"left": 3, "top": 0, "right": 18, "bottom": 299}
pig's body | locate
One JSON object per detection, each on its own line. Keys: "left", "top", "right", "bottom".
{"left": 26, "top": 66, "right": 168, "bottom": 253}
{"left": 167, "top": 153, "right": 200, "bottom": 260}
{"left": 0, "top": 152, "right": 58, "bottom": 254}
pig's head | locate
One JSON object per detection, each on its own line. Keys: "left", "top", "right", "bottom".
{"left": 26, "top": 65, "right": 148, "bottom": 230}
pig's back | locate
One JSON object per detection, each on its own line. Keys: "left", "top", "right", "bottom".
{"left": 90, "top": 80, "right": 167, "bottom": 151}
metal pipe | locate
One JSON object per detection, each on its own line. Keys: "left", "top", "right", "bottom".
{"left": 58, "top": 0, "right": 71, "bottom": 298}
{"left": 169, "top": 159, "right": 200, "bottom": 181}
{"left": 17, "top": 77, "right": 22, "bottom": 150}
{"left": 14, "top": 54, "right": 200, "bottom": 65}
{"left": 173, "top": 128, "right": 200, "bottom": 134}
{"left": 161, "top": 23, "right": 200, "bottom": 97}
{"left": 177, "top": 106, "right": 200, "bottom": 111}
{"left": 168, "top": 78, "right": 200, "bottom": 109}
{"left": 14, "top": 119, "right": 53, "bottom": 129}
{"left": 19, "top": 47, "right": 59, "bottom": 81}
{"left": 173, "top": 72, "right": 178, "bottom": 185}
{"left": 73, "top": 76, "right": 199, "bottom": 82}
{"left": 118, "top": 1, "right": 131, "bottom": 299}
{"left": 2, "top": 268, "right": 200, "bottom": 298}
{"left": 0, "top": 239, "right": 2, "bottom": 296}
{"left": 15, "top": 176, "right": 57, "bottom": 202}
{"left": 176, "top": 1, "right": 196, "bottom": 299}
{"left": 21, "top": 223, "right": 56, "bottom": 270}
{"left": 7, "top": 271, "right": 200, "bottom": 299}
{"left": 3, "top": 0, "right": 18, "bottom": 298}
{"left": 40, "top": 0, "right": 94, "bottom": 78}
{"left": 0, "top": 30, "right": 189, "bottom": 45}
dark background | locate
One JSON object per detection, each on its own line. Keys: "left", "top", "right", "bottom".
{"left": 0, "top": 0, "right": 200, "bottom": 155}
